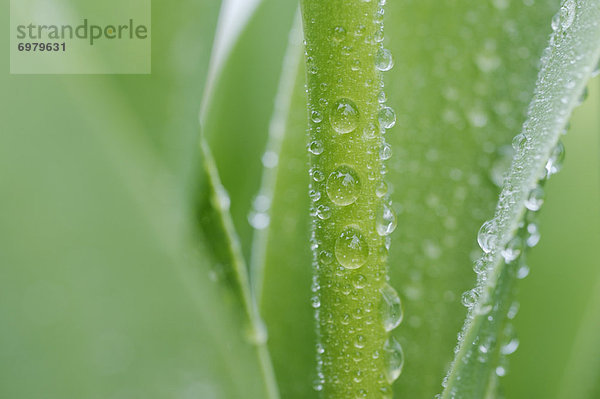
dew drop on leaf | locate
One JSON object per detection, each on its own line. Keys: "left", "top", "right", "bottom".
{"left": 376, "top": 203, "right": 397, "bottom": 236}
{"left": 477, "top": 219, "right": 498, "bottom": 253}
{"left": 380, "top": 283, "right": 403, "bottom": 331}
{"left": 326, "top": 165, "right": 361, "bottom": 206}
{"left": 378, "top": 106, "right": 396, "bottom": 129}
{"left": 330, "top": 98, "right": 360, "bottom": 134}
{"left": 335, "top": 227, "right": 369, "bottom": 269}
{"left": 383, "top": 337, "right": 404, "bottom": 383}
{"left": 375, "top": 48, "right": 394, "bottom": 71}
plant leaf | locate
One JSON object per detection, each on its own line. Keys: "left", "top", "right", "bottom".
{"left": 442, "top": 1, "right": 600, "bottom": 397}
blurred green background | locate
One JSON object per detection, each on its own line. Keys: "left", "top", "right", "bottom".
{"left": 1, "top": 0, "right": 599, "bottom": 398}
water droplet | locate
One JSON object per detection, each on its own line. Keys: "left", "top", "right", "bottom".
{"left": 319, "top": 250, "right": 333, "bottom": 265}
{"left": 380, "top": 142, "right": 392, "bottom": 160}
{"left": 376, "top": 181, "right": 388, "bottom": 198}
{"left": 544, "top": 141, "right": 565, "bottom": 178}
{"left": 332, "top": 26, "right": 346, "bottom": 42}
{"left": 335, "top": 227, "right": 369, "bottom": 269}
{"left": 311, "top": 295, "right": 321, "bottom": 308}
{"left": 516, "top": 262, "right": 530, "bottom": 279}
{"left": 477, "top": 219, "right": 498, "bottom": 253}
{"left": 316, "top": 204, "right": 331, "bottom": 220}
{"left": 248, "top": 212, "right": 270, "bottom": 230}
{"left": 512, "top": 132, "right": 528, "bottom": 152}
{"left": 380, "top": 283, "right": 403, "bottom": 331}
{"left": 378, "top": 106, "right": 396, "bottom": 129}
{"left": 353, "top": 274, "right": 367, "bottom": 289}
{"left": 378, "top": 91, "right": 387, "bottom": 104}
{"left": 354, "top": 334, "right": 366, "bottom": 349}
{"left": 308, "top": 140, "right": 324, "bottom": 155}
{"left": 501, "top": 236, "right": 523, "bottom": 263}
{"left": 262, "top": 151, "right": 278, "bottom": 168}
{"left": 363, "top": 122, "right": 377, "bottom": 139}
{"left": 524, "top": 186, "right": 544, "bottom": 211}
{"left": 309, "top": 189, "right": 321, "bottom": 202}
{"left": 375, "top": 48, "right": 394, "bottom": 71}
{"left": 326, "top": 165, "right": 361, "bottom": 206}
{"left": 383, "top": 337, "right": 404, "bottom": 383}
{"left": 376, "top": 203, "right": 397, "bottom": 236}
{"left": 311, "top": 167, "right": 325, "bottom": 182}
{"left": 501, "top": 338, "right": 520, "bottom": 355}
{"left": 526, "top": 223, "right": 541, "bottom": 247}
{"left": 462, "top": 289, "right": 478, "bottom": 308}
{"left": 311, "top": 110, "right": 323, "bottom": 123}
{"left": 330, "top": 98, "right": 360, "bottom": 134}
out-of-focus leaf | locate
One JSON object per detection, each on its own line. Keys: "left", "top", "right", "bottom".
{"left": 0, "top": 1, "right": 274, "bottom": 396}
{"left": 199, "top": 0, "right": 298, "bottom": 268}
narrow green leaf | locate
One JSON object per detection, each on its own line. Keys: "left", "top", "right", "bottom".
{"left": 442, "top": 1, "right": 600, "bottom": 397}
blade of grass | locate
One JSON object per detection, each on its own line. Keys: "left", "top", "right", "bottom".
{"left": 442, "top": 1, "right": 600, "bottom": 397}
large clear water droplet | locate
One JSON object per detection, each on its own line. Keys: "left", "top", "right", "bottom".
{"left": 335, "top": 227, "right": 369, "bottom": 269}
{"left": 380, "top": 283, "right": 403, "bottom": 331}
{"left": 376, "top": 203, "right": 397, "bottom": 236}
{"left": 330, "top": 98, "right": 359, "bottom": 134}
{"left": 326, "top": 165, "right": 361, "bottom": 206}
{"left": 383, "top": 337, "right": 404, "bottom": 383}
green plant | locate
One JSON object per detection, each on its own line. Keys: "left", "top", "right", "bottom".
{"left": 2, "top": 0, "right": 600, "bottom": 398}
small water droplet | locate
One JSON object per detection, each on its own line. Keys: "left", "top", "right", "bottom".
{"left": 353, "top": 274, "right": 367, "bottom": 289}
{"left": 363, "top": 122, "right": 377, "bottom": 139}
{"left": 330, "top": 98, "right": 360, "bottom": 134}
{"left": 311, "top": 295, "right": 321, "bottom": 308}
{"left": 380, "top": 283, "right": 403, "bottom": 331}
{"left": 308, "top": 140, "right": 324, "bottom": 155}
{"left": 380, "top": 142, "right": 392, "bottom": 160}
{"left": 501, "top": 338, "right": 520, "bottom": 355}
{"left": 383, "top": 337, "right": 404, "bottom": 383}
{"left": 378, "top": 91, "right": 387, "bottom": 104}
{"left": 376, "top": 203, "right": 397, "bottom": 236}
{"left": 309, "top": 189, "right": 321, "bottom": 202}
{"left": 354, "top": 334, "right": 366, "bottom": 349}
{"left": 378, "top": 106, "right": 396, "bottom": 129}
{"left": 316, "top": 204, "right": 331, "bottom": 220}
{"left": 524, "top": 186, "right": 544, "bottom": 211}
{"left": 376, "top": 181, "right": 388, "bottom": 197}
{"left": 311, "top": 110, "right": 323, "bottom": 123}
{"left": 375, "top": 48, "right": 394, "bottom": 71}
{"left": 326, "top": 165, "right": 361, "bottom": 206}
{"left": 332, "top": 26, "right": 346, "bottom": 42}
{"left": 477, "top": 219, "right": 498, "bottom": 253}
{"left": 516, "top": 262, "right": 530, "bottom": 279}
{"left": 544, "top": 141, "right": 565, "bottom": 178}
{"left": 501, "top": 236, "right": 523, "bottom": 263}
{"left": 311, "top": 167, "right": 325, "bottom": 182}
{"left": 462, "top": 289, "right": 478, "bottom": 308}
{"left": 335, "top": 227, "right": 369, "bottom": 269}
{"left": 526, "top": 223, "right": 541, "bottom": 247}
{"left": 319, "top": 250, "right": 333, "bottom": 265}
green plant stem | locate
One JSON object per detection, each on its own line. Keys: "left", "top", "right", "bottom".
{"left": 300, "top": 1, "right": 397, "bottom": 397}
